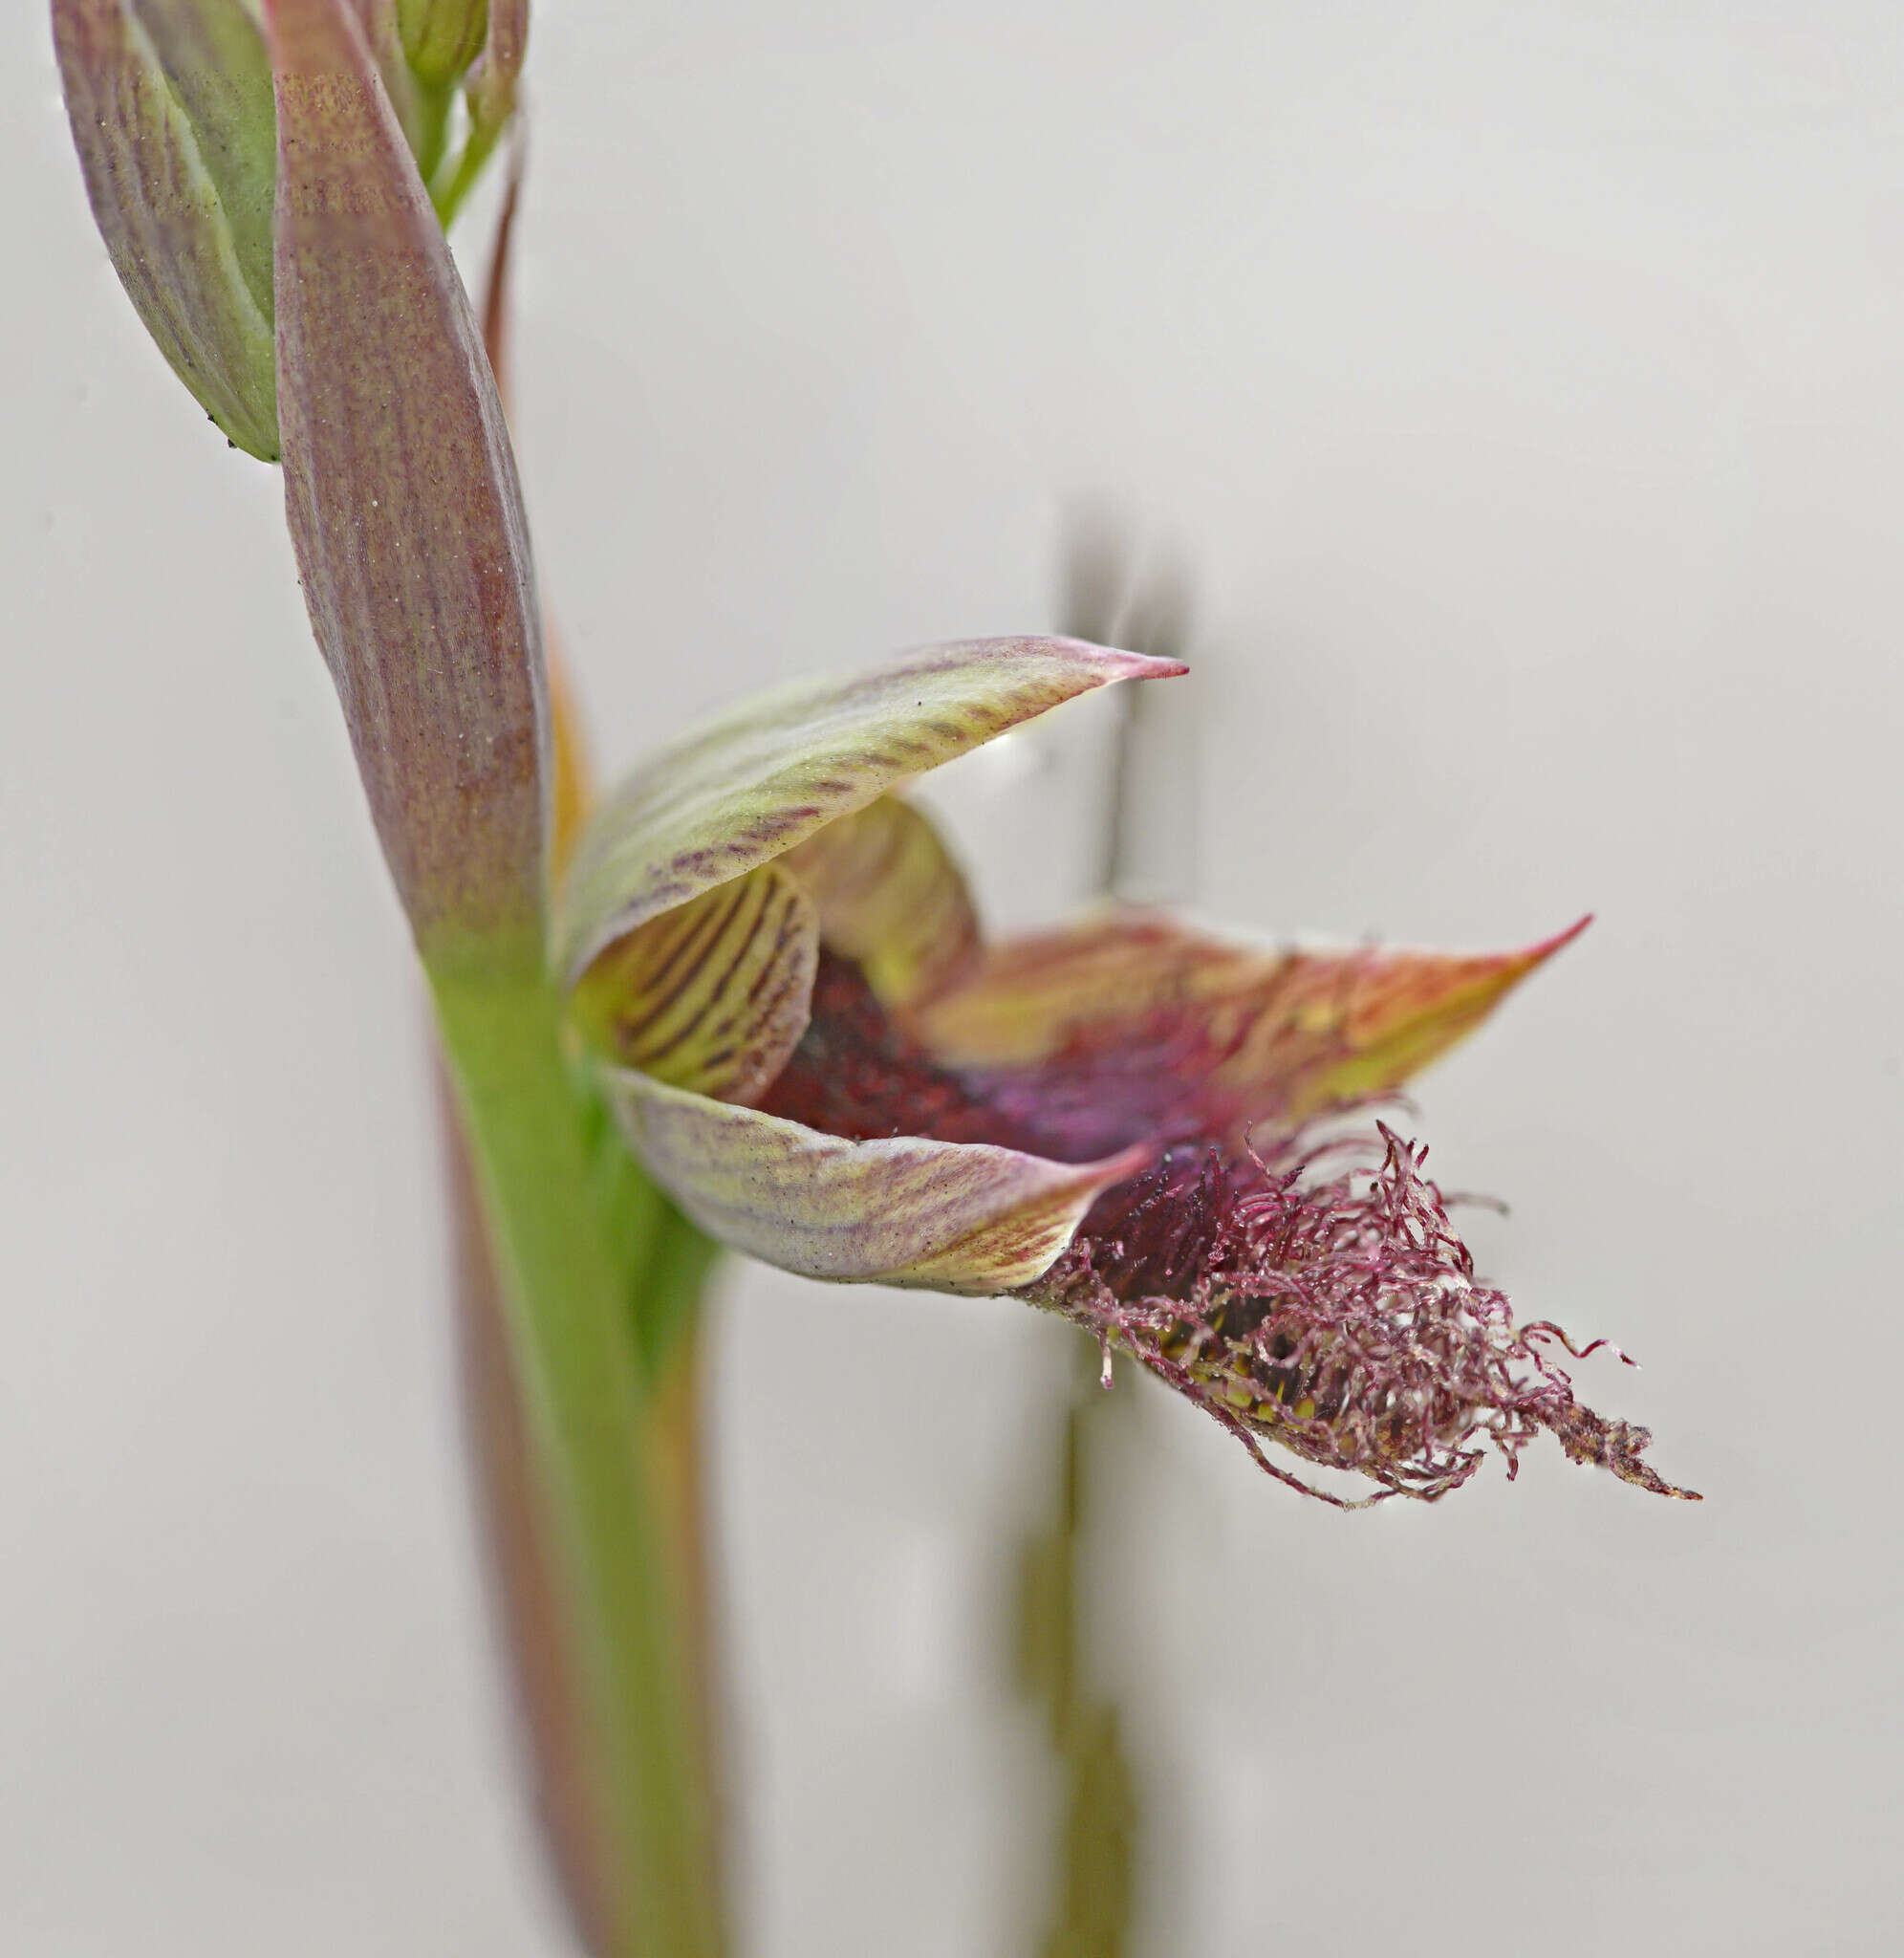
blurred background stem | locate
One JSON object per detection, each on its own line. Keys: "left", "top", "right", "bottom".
{"left": 1016, "top": 515, "right": 1195, "bottom": 1954}
{"left": 1017, "top": 1343, "right": 1140, "bottom": 1957}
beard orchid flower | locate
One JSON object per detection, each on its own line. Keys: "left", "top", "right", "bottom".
{"left": 557, "top": 640, "right": 1697, "bottom": 1509}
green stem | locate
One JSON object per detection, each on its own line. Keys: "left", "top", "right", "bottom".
{"left": 432, "top": 958, "right": 726, "bottom": 1958}
{"left": 411, "top": 76, "right": 457, "bottom": 185}
{"left": 1017, "top": 1345, "right": 1138, "bottom": 1957}
{"left": 433, "top": 118, "right": 506, "bottom": 230}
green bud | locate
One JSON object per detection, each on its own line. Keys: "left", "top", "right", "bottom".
{"left": 396, "top": 0, "right": 487, "bottom": 87}
{"left": 465, "top": 0, "right": 523, "bottom": 134}
{"left": 53, "top": 0, "right": 280, "bottom": 460}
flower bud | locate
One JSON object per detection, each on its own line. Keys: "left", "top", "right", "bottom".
{"left": 53, "top": 0, "right": 280, "bottom": 460}
{"left": 465, "top": 0, "right": 524, "bottom": 134}
{"left": 395, "top": 0, "right": 487, "bottom": 88}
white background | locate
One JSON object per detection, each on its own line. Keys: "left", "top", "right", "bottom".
{"left": 6, "top": 3, "right": 1901, "bottom": 1952}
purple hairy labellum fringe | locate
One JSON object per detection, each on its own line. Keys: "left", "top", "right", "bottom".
{"left": 1031, "top": 1130, "right": 1696, "bottom": 1508}
{"left": 762, "top": 949, "right": 1699, "bottom": 1508}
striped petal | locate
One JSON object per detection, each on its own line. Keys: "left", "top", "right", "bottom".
{"left": 555, "top": 638, "right": 1185, "bottom": 987}
{"left": 781, "top": 794, "right": 980, "bottom": 1012}
{"left": 914, "top": 912, "right": 1591, "bottom": 1122}
{"left": 603, "top": 1070, "right": 1146, "bottom": 1294}
{"left": 570, "top": 865, "right": 817, "bottom": 1107}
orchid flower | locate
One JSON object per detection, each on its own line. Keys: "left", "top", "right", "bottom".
{"left": 557, "top": 643, "right": 1698, "bottom": 1507}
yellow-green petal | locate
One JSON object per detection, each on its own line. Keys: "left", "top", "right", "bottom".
{"left": 570, "top": 864, "right": 816, "bottom": 1106}
{"left": 556, "top": 638, "right": 1185, "bottom": 988}
{"left": 781, "top": 794, "right": 980, "bottom": 1012}
{"left": 601, "top": 1070, "right": 1147, "bottom": 1294}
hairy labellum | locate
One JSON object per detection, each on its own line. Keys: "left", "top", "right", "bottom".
{"left": 764, "top": 950, "right": 1700, "bottom": 1508}
{"left": 1030, "top": 1129, "right": 1698, "bottom": 1506}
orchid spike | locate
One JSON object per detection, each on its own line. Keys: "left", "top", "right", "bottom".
{"left": 561, "top": 641, "right": 1698, "bottom": 1507}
